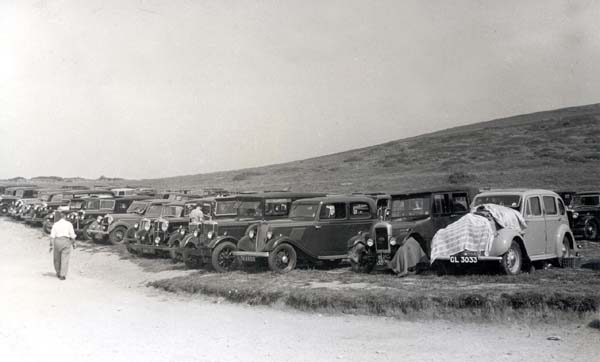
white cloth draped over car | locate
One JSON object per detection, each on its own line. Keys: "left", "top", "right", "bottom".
{"left": 429, "top": 204, "right": 527, "bottom": 262}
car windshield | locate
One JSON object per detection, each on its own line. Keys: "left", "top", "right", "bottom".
{"left": 289, "top": 203, "right": 319, "bottom": 220}
{"left": 238, "top": 201, "right": 263, "bottom": 217}
{"left": 390, "top": 195, "right": 431, "bottom": 219}
{"left": 574, "top": 195, "right": 600, "bottom": 207}
{"left": 472, "top": 195, "right": 522, "bottom": 210}
{"left": 215, "top": 201, "right": 237, "bottom": 215}
{"left": 162, "top": 205, "right": 183, "bottom": 217}
{"left": 69, "top": 200, "right": 84, "bottom": 209}
{"left": 264, "top": 199, "right": 291, "bottom": 216}
{"left": 145, "top": 205, "right": 163, "bottom": 217}
{"left": 184, "top": 202, "right": 212, "bottom": 217}
{"left": 100, "top": 200, "right": 115, "bottom": 209}
{"left": 127, "top": 201, "right": 148, "bottom": 214}
{"left": 84, "top": 199, "right": 101, "bottom": 210}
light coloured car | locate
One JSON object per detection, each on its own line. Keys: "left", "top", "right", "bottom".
{"left": 434, "top": 189, "right": 575, "bottom": 275}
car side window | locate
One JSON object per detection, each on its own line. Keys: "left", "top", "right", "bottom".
{"left": 543, "top": 196, "right": 557, "bottom": 215}
{"left": 451, "top": 193, "right": 469, "bottom": 214}
{"left": 432, "top": 194, "right": 451, "bottom": 215}
{"left": 350, "top": 202, "right": 371, "bottom": 219}
{"left": 319, "top": 203, "right": 347, "bottom": 220}
{"left": 526, "top": 197, "right": 542, "bottom": 216}
{"left": 557, "top": 198, "right": 565, "bottom": 215}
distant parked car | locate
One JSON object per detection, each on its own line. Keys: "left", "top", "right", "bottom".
{"left": 179, "top": 192, "right": 325, "bottom": 272}
{"left": 432, "top": 189, "right": 575, "bottom": 275}
{"left": 235, "top": 195, "right": 377, "bottom": 273}
{"left": 87, "top": 199, "right": 172, "bottom": 244}
{"left": 570, "top": 191, "right": 600, "bottom": 240}
{"left": 347, "top": 187, "right": 479, "bottom": 272}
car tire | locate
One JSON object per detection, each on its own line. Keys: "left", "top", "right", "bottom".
{"left": 500, "top": 240, "right": 523, "bottom": 275}
{"left": 211, "top": 241, "right": 239, "bottom": 273}
{"left": 268, "top": 243, "right": 297, "bottom": 273}
{"left": 349, "top": 243, "right": 374, "bottom": 273}
{"left": 0, "top": 207, "right": 7, "bottom": 215}
{"left": 108, "top": 226, "right": 127, "bottom": 245}
{"left": 583, "top": 219, "right": 598, "bottom": 241}
{"left": 80, "top": 224, "right": 92, "bottom": 241}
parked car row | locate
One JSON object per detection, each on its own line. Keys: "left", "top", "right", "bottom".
{"left": 2, "top": 184, "right": 594, "bottom": 276}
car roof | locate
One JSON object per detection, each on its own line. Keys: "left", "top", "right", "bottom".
{"left": 63, "top": 189, "right": 113, "bottom": 196}
{"left": 476, "top": 189, "right": 559, "bottom": 197}
{"left": 293, "top": 195, "right": 377, "bottom": 205}
{"left": 165, "top": 200, "right": 187, "bottom": 206}
{"left": 382, "top": 186, "right": 480, "bottom": 197}
{"left": 217, "top": 192, "right": 326, "bottom": 201}
{"left": 115, "top": 195, "right": 156, "bottom": 201}
{"left": 575, "top": 191, "right": 600, "bottom": 196}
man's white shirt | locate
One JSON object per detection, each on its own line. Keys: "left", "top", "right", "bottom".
{"left": 50, "top": 219, "right": 76, "bottom": 239}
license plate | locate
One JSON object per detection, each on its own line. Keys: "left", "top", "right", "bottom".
{"left": 240, "top": 255, "right": 255, "bottom": 262}
{"left": 449, "top": 251, "right": 478, "bottom": 264}
{"left": 376, "top": 254, "right": 386, "bottom": 266}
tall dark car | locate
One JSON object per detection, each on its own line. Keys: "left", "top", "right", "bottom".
{"left": 68, "top": 195, "right": 154, "bottom": 240}
{"left": 346, "top": 187, "right": 479, "bottom": 272}
{"left": 178, "top": 192, "right": 325, "bottom": 272}
{"left": 87, "top": 199, "right": 172, "bottom": 244}
{"left": 571, "top": 192, "right": 600, "bottom": 240}
{"left": 235, "top": 195, "right": 377, "bottom": 273}
{"left": 127, "top": 199, "right": 205, "bottom": 256}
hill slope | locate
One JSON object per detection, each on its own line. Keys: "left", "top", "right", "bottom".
{"left": 137, "top": 103, "right": 600, "bottom": 193}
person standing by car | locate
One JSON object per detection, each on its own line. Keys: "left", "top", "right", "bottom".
{"left": 49, "top": 211, "right": 77, "bottom": 280}
{"left": 188, "top": 205, "right": 205, "bottom": 224}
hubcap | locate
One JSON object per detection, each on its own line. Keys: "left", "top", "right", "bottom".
{"left": 281, "top": 255, "right": 288, "bottom": 263}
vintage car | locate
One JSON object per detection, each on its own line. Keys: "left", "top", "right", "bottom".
{"left": 127, "top": 200, "right": 205, "bottom": 256}
{"left": 68, "top": 195, "right": 154, "bottom": 240}
{"left": 235, "top": 195, "right": 377, "bottom": 273}
{"left": 179, "top": 192, "right": 325, "bottom": 272}
{"left": 431, "top": 189, "right": 575, "bottom": 275}
{"left": 41, "top": 190, "right": 115, "bottom": 233}
{"left": 570, "top": 191, "right": 600, "bottom": 240}
{"left": 346, "top": 187, "right": 479, "bottom": 272}
{"left": 87, "top": 199, "right": 172, "bottom": 244}
{"left": 0, "top": 195, "right": 19, "bottom": 215}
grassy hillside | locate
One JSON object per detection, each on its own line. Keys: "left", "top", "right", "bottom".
{"left": 139, "top": 103, "right": 600, "bottom": 194}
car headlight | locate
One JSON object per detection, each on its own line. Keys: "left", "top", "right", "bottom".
{"left": 249, "top": 230, "right": 255, "bottom": 239}
{"left": 106, "top": 215, "right": 114, "bottom": 224}
{"left": 193, "top": 230, "right": 199, "bottom": 237}
{"left": 390, "top": 237, "right": 397, "bottom": 246}
{"left": 144, "top": 223, "right": 151, "bottom": 231}
{"left": 96, "top": 216, "right": 103, "bottom": 223}
{"left": 180, "top": 228, "right": 186, "bottom": 235}
{"left": 161, "top": 221, "right": 169, "bottom": 232}
{"left": 134, "top": 223, "right": 139, "bottom": 229}
{"left": 366, "top": 238, "right": 374, "bottom": 247}
{"left": 266, "top": 231, "right": 273, "bottom": 240}
{"left": 573, "top": 212, "right": 579, "bottom": 219}
{"left": 207, "top": 231, "right": 214, "bottom": 239}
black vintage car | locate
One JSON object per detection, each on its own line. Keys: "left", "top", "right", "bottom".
{"left": 68, "top": 195, "right": 154, "bottom": 240}
{"left": 178, "top": 192, "right": 325, "bottom": 272}
{"left": 127, "top": 199, "right": 210, "bottom": 256}
{"left": 235, "top": 195, "right": 377, "bottom": 273}
{"left": 41, "top": 190, "right": 114, "bottom": 234}
{"left": 571, "top": 192, "right": 600, "bottom": 240}
{"left": 347, "top": 187, "right": 479, "bottom": 272}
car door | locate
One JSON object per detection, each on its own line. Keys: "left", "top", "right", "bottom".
{"left": 523, "top": 196, "right": 546, "bottom": 256}
{"left": 315, "top": 202, "right": 353, "bottom": 256}
{"left": 430, "top": 193, "right": 454, "bottom": 239}
{"left": 542, "top": 195, "right": 561, "bottom": 255}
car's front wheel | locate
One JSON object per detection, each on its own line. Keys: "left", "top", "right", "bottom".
{"left": 183, "top": 244, "right": 202, "bottom": 269}
{"left": 80, "top": 223, "right": 92, "bottom": 241}
{"left": 108, "top": 226, "right": 127, "bottom": 244}
{"left": 268, "top": 243, "right": 297, "bottom": 273}
{"left": 501, "top": 240, "right": 523, "bottom": 275}
{"left": 211, "top": 241, "right": 239, "bottom": 272}
{"left": 349, "top": 243, "right": 374, "bottom": 273}
{"left": 583, "top": 219, "right": 598, "bottom": 241}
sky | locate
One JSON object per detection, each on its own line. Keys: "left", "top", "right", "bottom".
{"left": 1, "top": 0, "right": 600, "bottom": 179}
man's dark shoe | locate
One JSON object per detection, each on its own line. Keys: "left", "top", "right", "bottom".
{"left": 59, "top": 276, "right": 66, "bottom": 280}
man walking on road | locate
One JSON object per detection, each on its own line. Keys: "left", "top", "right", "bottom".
{"left": 49, "top": 211, "right": 77, "bottom": 280}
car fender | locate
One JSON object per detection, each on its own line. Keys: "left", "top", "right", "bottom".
{"left": 268, "top": 237, "right": 314, "bottom": 258}
{"left": 107, "top": 220, "right": 133, "bottom": 233}
{"left": 237, "top": 235, "right": 253, "bottom": 252}
{"left": 182, "top": 234, "right": 199, "bottom": 248}
{"left": 489, "top": 228, "right": 522, "bottom": 256}
{"left": 208, "top": 236, "right": 238, "bottom": 250}
{"left": 553, "top": 225, "right": 574, "bottom": 255}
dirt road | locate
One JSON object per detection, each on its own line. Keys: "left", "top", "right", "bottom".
{"left": 0, "top": 219, "right": 598, "bottom": 362}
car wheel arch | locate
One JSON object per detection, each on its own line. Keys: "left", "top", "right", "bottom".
{"left": 271, "top": 237, "right": 311, "bottom": 258}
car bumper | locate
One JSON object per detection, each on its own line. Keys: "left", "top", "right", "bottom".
{"left": 127, "top": 243, "right": 172, "bottom": 255}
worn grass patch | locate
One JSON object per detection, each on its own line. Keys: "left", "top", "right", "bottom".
{"left": 149, "top": 266, "right": 600, "bottom": 323}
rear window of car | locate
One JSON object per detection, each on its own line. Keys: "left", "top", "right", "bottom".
{"left": 543, "top": 196, "right": 557, "bottom": 215}
{"left": 526, "top": 197, "right": 542, "bottom": 216}
{"left": 472, "top": 195, "right": 521, "bottom": 210}
{"left": 350, "top": 202, "right": 371, "bottom": 219}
